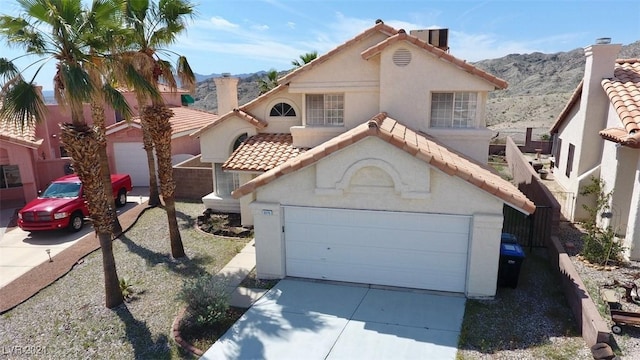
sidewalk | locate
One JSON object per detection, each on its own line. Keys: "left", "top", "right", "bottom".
{"left": 216, "top": 239, "right": 268, "bottom": 308}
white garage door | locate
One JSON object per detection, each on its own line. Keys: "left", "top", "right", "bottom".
{"left": 114, "top": 142, "right": 151, "bottom": 187}
{"left": 284, "top": 206, "right": 470, "bottom": 293}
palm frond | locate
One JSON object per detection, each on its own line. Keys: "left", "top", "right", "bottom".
{"left": 102, "top": 82, "right": 133, "bottom": 121}
{"left": 176, "top": 55, "right": 195, "bottom": 92}
{"left": 0, "top": 58, "right": 20, "bottom": 84}
{"left": 124, "top": 63, "right": 161, "bottom": 102}
{"left": 0, "top": 80, "right": 47, "bottom": 129}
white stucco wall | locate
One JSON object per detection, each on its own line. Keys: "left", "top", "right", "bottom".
{"left": 199, "top": 117, "right": 257, "bottom": 163}
{"left": 254, "top": 94, "right": 303, "bottom": 133}
{"left": 378, "top": 43, "right": 494, "bottom": 132}
{"left": 246, "top": 137, "right": 506, "bottom": 297}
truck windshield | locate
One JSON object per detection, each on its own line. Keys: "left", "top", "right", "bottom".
{"left": 41, "top": 182, "right": 81, "bottom": 198}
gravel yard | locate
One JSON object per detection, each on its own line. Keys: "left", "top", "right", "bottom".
{"left": 0, "top": 201, "right": 249, "bottom": 359}
{"left": 457, "top": 246, "right": 592, "bottom": 360}
{"left": 558, "top": 221, "right": 640, "bottom": 359}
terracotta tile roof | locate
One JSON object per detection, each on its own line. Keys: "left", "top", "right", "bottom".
{"left": 360, "top": 30, "right": 508, "bottom": 90}
{"left": 278, "top": 20, "right": 398, "bottom": 85}
{"left": 549, "top": 80, "right": 583, "bottom": 134}
{"left": 222, "top": 133, "right": 308, "bottom": 171}
{"left": 232, "top": 113, "right": 536, "bottom": 214}
{"left": 0, "top": 118, "right": 42, "bottom": 149}
{"left": 191, "top": 108, "right": 268, "bottom": 137}
{"left": 106, "top": 106, "right": 218, "bottom": 137}
{"left": 599, "top": 59, "right": 640, "bottom": 148}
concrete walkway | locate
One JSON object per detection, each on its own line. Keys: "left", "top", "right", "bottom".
{"left": 216, "top": 239, "right": 269, "bottom": 308}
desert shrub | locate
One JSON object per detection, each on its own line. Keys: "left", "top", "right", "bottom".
{"left": 178, "top": 275, "right": 230, "bottom": 328}
{"left": 119, "top": 277, "right": 137, "bottom": 302}
{"left": 579, "top": 177, "right": 625, "bottom": 265}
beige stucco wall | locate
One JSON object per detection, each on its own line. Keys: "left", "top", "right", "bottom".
{"left": 199, "top": 117, "right": 257, "bottom": 163}
{"left": 260, "top": 95, "right": 303, "bottom": 133}
{"left": 246, "top": 137, "right": 505, "bottom": 297}
{"left": 378, "top": 42, "right": 494, "bottom": 132}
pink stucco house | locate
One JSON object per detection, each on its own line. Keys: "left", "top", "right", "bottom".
{"left": 0, "top": 86, "right": 215, "bottom": 204}
{"left": 193, "top": 21, "right": 535, "bottom": 298}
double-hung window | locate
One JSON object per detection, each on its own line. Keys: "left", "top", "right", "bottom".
{"left": 306, "top": 94, "right": 344, "bottom": 126}
{"left": 430, "top": 92, "right": 477, "bottom": 128}
{"left": 215, "top": 163, "right": 240, "bottom": 197}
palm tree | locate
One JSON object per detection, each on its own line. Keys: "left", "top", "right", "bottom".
{"left": 0, "top": 0, "right": 124, "bottom": 308}
{"left": 120, "top": 0, "right": 196, "bottom": 258}
{"left": 291, "top": 51, "right": 318, "bottom": 68}
{"left": 257, "top": 69, "right": 279, "bottom": 94}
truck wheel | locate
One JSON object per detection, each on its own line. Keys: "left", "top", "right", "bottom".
{"left": 115, "top": 189, "right": 127, "bottom": 207}
{"left": 68, "top": 212, "right": 84, "bottom": 232}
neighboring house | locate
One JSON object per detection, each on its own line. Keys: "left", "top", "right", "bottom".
{"left": 193, "top": 20, "right": 535, "bottom": 298}
{"left": 550, "top": 40, "right": 640, "bottom": 260}
{"left": 0, "top": 85, "right": 206, "bottom": 202}
{"left": 0, "top": 121, "right": 42, "bottom": 204}
{"left": 105, "top": 106, "right": 217, "bottom": 186}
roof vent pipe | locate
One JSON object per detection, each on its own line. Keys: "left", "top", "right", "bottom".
{"left": 596, "top": 37, "right": 612, "bottom": 44}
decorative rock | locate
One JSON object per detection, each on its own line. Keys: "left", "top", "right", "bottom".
{"left": 590, "top": 342, "right": 615, "bottom": 360}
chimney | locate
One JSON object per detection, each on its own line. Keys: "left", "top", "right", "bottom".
{"left": 579, "top": 39, "right": 622, "bottom": 165}
{"left": 213, "top": 73, "right": 239, "bottom": 115}
{"left": 410, "top": 29, "right": 449, "bottom": 52}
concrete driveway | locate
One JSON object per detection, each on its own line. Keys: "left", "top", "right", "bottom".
{"left": 0, "top": 188, "right": 149, "bottom": 288}
{"left": 202, "top": 279, "right": 466, "bottom": 360}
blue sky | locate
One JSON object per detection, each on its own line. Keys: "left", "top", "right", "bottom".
{"left": 1, "top": 0, "right": 639, "bottom": 90}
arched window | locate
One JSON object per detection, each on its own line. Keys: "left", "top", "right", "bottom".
{"left": 269, "top": 102, "right": 296, "bottom": 117}
{"left": 233, "top": 133, "right": 248, "bottom": 151}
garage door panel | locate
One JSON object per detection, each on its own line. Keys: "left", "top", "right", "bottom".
{"left": 287, "top": 258, "right": 466, "bottom": 293}
{"left": 114, "top": 142, "right": 151, "bottom": 187}
{"left": 284, "top": 207, "right": 470, "bottom": 293}
{"left": 287, "top": 241, "right": 467, "bottom": 273}
{"left": 285, "top": 225, "right": 469, "bottom": 254}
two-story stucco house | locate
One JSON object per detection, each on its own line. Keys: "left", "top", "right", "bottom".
{"left": 193, "top": 20, "right": 535, "bottom": 298}
{"left": 550, "top": 39, "right": 640, "bottom": 260}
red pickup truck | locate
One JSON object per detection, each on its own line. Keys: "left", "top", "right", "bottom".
{"left": 17, "top": 174, "right": 133, "bottom": 232}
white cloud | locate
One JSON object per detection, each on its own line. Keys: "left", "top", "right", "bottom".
{"left": 251, "top": 24, "right": 270, "bottom": 31}
{"left": 209, "top": 16, "right": 239, "bottom": 30}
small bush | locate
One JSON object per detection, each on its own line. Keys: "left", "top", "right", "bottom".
{"left": 579, "top": 177, "right": 626, "bottom": 265}
{"left": 178, "top": 275, "right": 230, "bottom": 328}
{"left": 582, "top": 227, "right": 625, "bottom": 265}
{"left": 119, "top": 277, "right": 137, "bottom": 302}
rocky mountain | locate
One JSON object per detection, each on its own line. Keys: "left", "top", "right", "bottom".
{"left": 190, "top": 41, "right": 640, "bottom": 142}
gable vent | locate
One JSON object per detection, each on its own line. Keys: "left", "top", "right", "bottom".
{"left": 393, "top": 48, "right": 412, "bottom": 67}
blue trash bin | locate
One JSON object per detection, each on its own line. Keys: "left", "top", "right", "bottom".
{"left": 498, "top": 242, "right": 525, "bottom": 288}
{"left": 501, "top": 232, "right": 518, "bottom": 244}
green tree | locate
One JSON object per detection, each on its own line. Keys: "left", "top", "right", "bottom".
{"left": 0, "top": 0, "right": 127, "bottom": 308}
{"left": 257, "top": 69, "right": 279, "bottom": 94}
{"left": 119, "top": 0, "right": 197, "bottom": 258}
{"left": 291, "top": 51, "right": 317, "bottom": 68}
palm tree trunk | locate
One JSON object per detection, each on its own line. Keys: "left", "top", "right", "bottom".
{"left": 90, "top": 102, "right": 123, "bottom": 235}
{"left": 142, "top": 126, "right": 161, "bottom": 207}
{"left": 60, "top": 123, "right": 123, "bottom": 308}
{"left": 142, "top": 105, "right": 185, "bottom": 258}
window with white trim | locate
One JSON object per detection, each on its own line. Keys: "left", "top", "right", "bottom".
{"left": 270, "top": 102, "right": 296, "bottom": 117}
{"left": 215, "top": 163, "right": 239, "bottom": 197}
{"left": 306, "top": 94, "right": 344, "bottom": 126}
{"left": 430, "top": 92, "right": 477, "bottom": 128}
